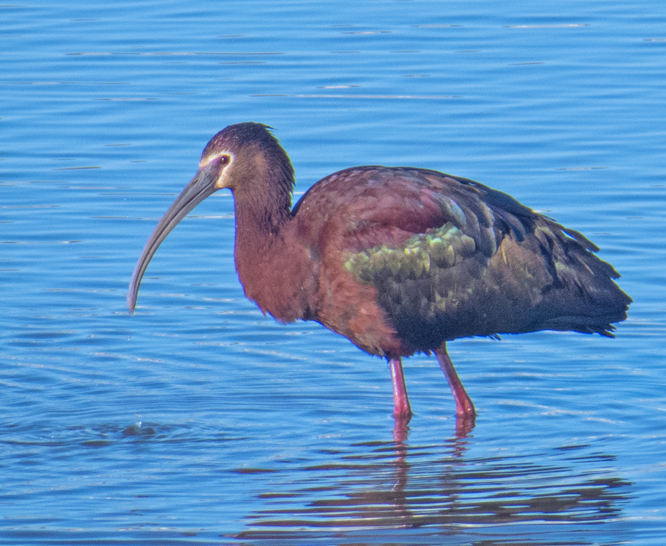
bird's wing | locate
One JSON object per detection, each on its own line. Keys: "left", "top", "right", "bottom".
{"left": 351, "top": 167, "right": 536, "bottom": 254}
{"left": 294, "top": 167, "right": 628, "bottom": 352}
{"left": 294, "top": 166, "right": 540, "bottom": 256}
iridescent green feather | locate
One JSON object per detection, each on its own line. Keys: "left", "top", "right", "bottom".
{"left": 344, "top": 222, "right": 477, "bottom": 284}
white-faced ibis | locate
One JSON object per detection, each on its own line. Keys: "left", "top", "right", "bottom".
{"left": 128, "top": 122, "right": 631, "bottom": 422}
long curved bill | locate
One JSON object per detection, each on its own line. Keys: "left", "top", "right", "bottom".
{"left": 127, "top": 167, "right": 218, "bottom": 313}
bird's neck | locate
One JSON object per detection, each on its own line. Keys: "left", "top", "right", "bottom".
{"left": 233, "top": 199, "right": 288, "bottom": 266}
{"left": 232, "top": 190, "right": 312, "bottom": 323}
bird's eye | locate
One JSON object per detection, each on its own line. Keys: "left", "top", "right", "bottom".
{"left": 219, "top": 154, "right": 230, "bottom": 165}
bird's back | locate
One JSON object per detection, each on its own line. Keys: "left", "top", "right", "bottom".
{"left": 292, "top": 166, "right": 631, "bottom": 356}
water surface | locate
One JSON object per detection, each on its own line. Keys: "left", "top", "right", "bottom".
{"left": 1, "top": 0, "right": 665, "bottom": 544}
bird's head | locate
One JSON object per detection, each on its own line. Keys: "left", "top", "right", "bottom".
{"left": 127, "top": 122, "right": 294, "bottom": 313}
{"left": 199, "top": 122, "right": 293, "bottom": 194}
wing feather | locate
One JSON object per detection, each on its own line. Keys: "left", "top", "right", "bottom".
{"left": 293, "top": 165, "right": 630, "bottom": 354}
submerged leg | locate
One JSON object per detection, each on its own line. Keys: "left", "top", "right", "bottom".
{"left": 436, "top": 342, "right": 475, "bottom": 417}
{"left": 389, "top": 358, "right": 412, "bottom": 419}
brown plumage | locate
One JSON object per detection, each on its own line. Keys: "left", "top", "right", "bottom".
{"left": 128, "top": 122, "right": 631, "bottom": 423}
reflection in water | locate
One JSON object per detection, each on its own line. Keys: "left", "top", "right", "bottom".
{"left": 237, "top": 424, "right": 632, "bottom": 544}
{"left": 393, "top": 410, "right": 476, "bottom": 443}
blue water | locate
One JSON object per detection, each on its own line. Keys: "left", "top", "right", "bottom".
{"left": 1, "top": 0, "right": 665, "bottom": 544}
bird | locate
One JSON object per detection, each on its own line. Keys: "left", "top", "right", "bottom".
{"left": 128, "top": 122, "right": 631, "bottom": 423}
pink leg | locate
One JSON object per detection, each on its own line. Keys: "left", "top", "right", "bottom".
{"left": 389, "top": 358, "right": 412, "bottom": 419}
{"left": 436, "top": 342, "right": 475, "bottom": 417}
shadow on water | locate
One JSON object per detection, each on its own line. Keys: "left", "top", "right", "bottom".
{"left": 236, "top": 420, "right": 633, "bottom": 545}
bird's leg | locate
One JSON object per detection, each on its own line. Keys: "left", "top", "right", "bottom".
{"left": 389, "top": 358, "right": 412, "bottom": 420}
{"left": 436, "top": 343, "right": 476, "bottom": 418}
